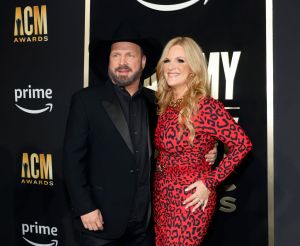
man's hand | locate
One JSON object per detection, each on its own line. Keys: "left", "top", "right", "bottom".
{"left": 205, "top": 143, "right": 218, "bottom": 165}
{"left": 80, "top": 209, "right": 104, "bottom": 231}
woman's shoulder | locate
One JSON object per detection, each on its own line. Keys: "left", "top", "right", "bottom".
{"left": 198, "top": 95, "right": 218, "bottom": 104}
{"left": 198, "top": 95, "right": 225, "bottom": 110}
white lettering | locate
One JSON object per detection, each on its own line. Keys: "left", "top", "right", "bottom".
{"left": 14, "top": 85, "right": 53, "bottom": 102}
{"left": 15, "top": 89, "right": 22, "bottom": 102}
{"left": 21, "top": 221, "right": 58, "bottom": 236}
{"left": 15, "top": 84, "right": 53, "bottom": 102}
{"left": 45, "top": 89, "right": 52, "bottom": 99}
{"left": 219, "top": 196, "right": 237, "bottom": 213}
{"left": 51, "top": 227, "right": 58, "bottom": 236}
{"left": 22, "top": 224, "right": 29, "bottom": 235}
{"left": 39, "top": 225, "right": 51, "bottom": 235}
{"left": 221, "top": 51, "right": 241, "bottom": 100}
{"left": 206, "top": 51, "right": 241, "bottom": 100}
{"left": 207, "top": 52, "right": 220, "bottom": 99}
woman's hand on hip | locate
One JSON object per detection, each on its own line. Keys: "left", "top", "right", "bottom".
{"left": 183, "top": 181, "right": 210, "bottom": 212}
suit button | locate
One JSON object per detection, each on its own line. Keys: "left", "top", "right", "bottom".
{"left": 130, "top": 169, "right": 135, "bottom": 173}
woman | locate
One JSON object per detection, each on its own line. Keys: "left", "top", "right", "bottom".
{"left": 153, "top": 37, "right": 252, "bottom": 245}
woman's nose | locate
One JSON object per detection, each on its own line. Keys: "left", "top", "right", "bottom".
{"left": 167, "top": 61, "right": 175, "bottom": 70}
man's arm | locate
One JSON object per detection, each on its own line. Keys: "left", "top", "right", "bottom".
{"left": 62, "top": 93, "right": 97, "bottom": 216}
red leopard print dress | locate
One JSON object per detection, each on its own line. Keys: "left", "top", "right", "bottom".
{"left": 153, "top": 96, "right": 252, "bottom": 246}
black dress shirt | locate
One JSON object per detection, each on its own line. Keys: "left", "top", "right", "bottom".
{"left": 114, "top": 84, "right": 150, "bottom": 223}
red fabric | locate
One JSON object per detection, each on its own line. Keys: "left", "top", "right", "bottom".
{"left": 153, "top": 96, "right": 252, "bottom": 245}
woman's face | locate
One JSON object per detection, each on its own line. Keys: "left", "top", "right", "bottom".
{"left": 163, "top": 44, "right": 192, "bottom": 92}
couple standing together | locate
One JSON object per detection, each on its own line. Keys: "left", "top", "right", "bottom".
{"left": 63, "top": 25, "right": 252, "bottom": 246}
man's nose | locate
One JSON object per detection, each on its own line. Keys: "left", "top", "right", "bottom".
{"left": 119, "top": 55, "right": 127, "bottom": 65}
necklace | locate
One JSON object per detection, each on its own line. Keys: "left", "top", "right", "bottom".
{"left": 169, "top": 96, "right": 183, "bottom": 108}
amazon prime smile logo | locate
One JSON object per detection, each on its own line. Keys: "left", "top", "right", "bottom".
{"left": 22, "top": 221, "right": 58, "bottom": 246}
{"left": 136, "top": 0, "right": 210, "bottom": 11}
{"left": 14, "top": 85, "right": 53, "bottom": 114}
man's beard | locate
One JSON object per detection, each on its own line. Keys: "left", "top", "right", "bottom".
{"left": 108, "top": 65, "right": 143, "bottom": 87}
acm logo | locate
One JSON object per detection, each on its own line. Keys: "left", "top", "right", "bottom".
{"left": 21, "top": 153, "right": 54, "bottom": 186}
{"left": 14, "top": 5, "right": 48, "bottom": 43}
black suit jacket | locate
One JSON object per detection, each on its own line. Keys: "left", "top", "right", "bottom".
{"left": 63, "top": 81, "right": 157, "bottom": 238}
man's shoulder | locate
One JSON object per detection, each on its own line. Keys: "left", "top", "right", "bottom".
{"left": 71, "top": 82, "right": 109, "bottom": 100}
{"left": 141, "top": 86, "right": 155, "bottom": 103}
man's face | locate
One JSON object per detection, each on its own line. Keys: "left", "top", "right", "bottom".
{"left": 108, "top": 42, "right": 146, "bottom": 87}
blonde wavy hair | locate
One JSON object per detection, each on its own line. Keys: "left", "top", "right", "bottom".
{"left": 156, "top": 37, "right": 211, "bottom": 143}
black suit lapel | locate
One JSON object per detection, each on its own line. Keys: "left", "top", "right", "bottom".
{"left": 100, "top": 82, "right": 134, "bottom": 154}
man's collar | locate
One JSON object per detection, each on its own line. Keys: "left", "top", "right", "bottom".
{"left": 112, "top": 81, "right": 143, "bottom": 97}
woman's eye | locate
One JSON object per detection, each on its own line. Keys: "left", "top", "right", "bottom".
{"left": 177, "top": 58, "right": 185, "bottom": 63}
{"left": 163, "top": 59, "right": 170, "bottom": 63}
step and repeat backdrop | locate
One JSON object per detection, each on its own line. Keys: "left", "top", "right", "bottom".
{"left": 0, "top": 0, "right": 269, "bottom": 245}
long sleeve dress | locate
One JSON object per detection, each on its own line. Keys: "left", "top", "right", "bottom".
{"left": 153, "top": 96, "right": 252, "bottom": 246}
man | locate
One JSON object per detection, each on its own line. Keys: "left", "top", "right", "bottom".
{"left": 63, "top": 25, "right": 217, "bottom": 245}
